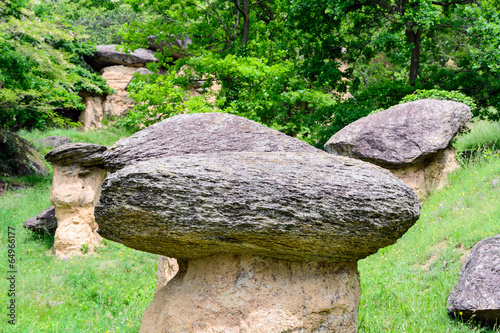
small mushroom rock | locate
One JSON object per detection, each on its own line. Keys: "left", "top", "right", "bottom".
{"left": 45, "top": 143, "right": 108, "bottom": 257}
{"left": 95, "top": 151, "right": 420, "bottom": 332}
{"left": 447, "top": 235, "right": 500, "bottom": 326}
{"left": 324, "top": 99, "right": 471, "bottom": 199}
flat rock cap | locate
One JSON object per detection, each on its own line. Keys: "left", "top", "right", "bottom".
{"left": 95, "top": 152, "right": 420, "bottom": 262}
{"left": 325, "top": 99, "right": 471, "bottom": 168}
{"left": 102, "top": 112, "right": 321, "bottom": 172}
{"left": 45, "top": 143, "right": 108, "bottom": 167}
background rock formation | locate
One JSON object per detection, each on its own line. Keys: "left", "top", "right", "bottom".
{"left": 85, "top": 45, "right": 157, "bottom": 72}
{"left": 0, "top": 131, "right": 49, "bottom": 177}
{"left": 45, "top": 143, "right": 107, "bottom": 257}
{"left": 324, "top": 99, "right": 471, "bottom": 199}
{"left": 447, "top": 235, "right": 500, "bottom": 325}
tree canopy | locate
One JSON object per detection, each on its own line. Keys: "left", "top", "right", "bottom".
{"left": 1, "top": 0, "right": 500, "bottom": 143}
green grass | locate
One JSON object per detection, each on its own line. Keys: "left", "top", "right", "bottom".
{"left": 0, "top": 175, "right": 157, "bottom": 333}
{"left": 1, "top": 124, "right": 500, "bottom": 332}
{"left": 358, "top": 157, "right": 500, "bottom": 332}
{"left": 454, "top": 120, "right": 500, "bottom": 152}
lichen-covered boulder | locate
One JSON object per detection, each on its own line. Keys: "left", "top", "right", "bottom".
{"left": 96, "top": 152, "right": 420, "bottom": 262}
{"left": 447, "top": 235, "right": 500, "bottom": 325}
{"left": 103, "top": 112, "right": 321, "bottom": 172}
{"left": 45, "top": 143, "right": 108, "bottom": 257}
{"left": 0, "top": 131, "right": 49, "bottom": 177}
{"left": 324, "top": 99, "right": 471, "bottom": 199}
{"left": 325, "top": 99, "right": 470, "bottom": 168}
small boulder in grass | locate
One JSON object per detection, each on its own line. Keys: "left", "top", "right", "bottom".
{"left": 447, "top": 235, "right": 500, "bottom": 326}
{"left": 23, "top": 206, "right": 57, "bottom": 236}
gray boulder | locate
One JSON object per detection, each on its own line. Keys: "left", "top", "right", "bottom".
{"left": 86, "top": 44, "right": 157, "bottom": 71}
{"left": 23, "top": 206, "right": 57, "bottom": 235}
{"left": 45, "top": 143, "right": 107, "bottom": 167}
{"left": 95, "top": 152, "right": 420, "bottom": 262}
{"left": 447, "top": 235, "right": 500, "bottom": 325}
{"left": 103, "top": 112, "right": 321, "bottom": 172}
{"left": 324, "top": 99, "right": 471, "bottom": 168}
{"left": 35, "top": 136, "right": 71, "bottom": 149}
{"left": 0, "top": 130, "right": 49, "bottom": 177}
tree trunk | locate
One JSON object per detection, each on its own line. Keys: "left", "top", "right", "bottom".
{"left": 406, "top": 26, "right": 422, "bottom": 84}
{"left": 241, "top": 0, "right": 250, "bottom": 44}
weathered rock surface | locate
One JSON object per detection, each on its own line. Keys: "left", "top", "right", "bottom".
{"left": 95, "top": 152, "right": 420, "bottom": 262}
{"left": 141, "top": 254, "right": 360, "bottom": 333}
{"left": 79, "top": 95, "right": 106, "bottom": 131}
{"left": 102, "top": 112, "right": 321, "bottom": 172}
{"left": 447, "top": 235, "right": 500, "bottom": 325}
{"left": 79, "top": 65, "right": 144, "bottom": 131}
{"left": 23, "top": 206, "right": 57, "bottom": 235}
{"left": 325, "top": 99, "right": 471, "bottom": 168}
{"left": 391, "top": 146, "right": 460, "bottom": 200}
{"left": 35, "top": 136, "right": 71, "bottom": 149}
{"left": 324, "top": 99, "right": 471, "bottom": 199}
{"left": 0, "top": 131, "right": 49, "bottom": 177}
{"left": 45, "top": 143, "right": 107, "bottom": 167}
{"left": 86, "top": 45, "right": 157, "bottom": 71}
{"left": 156, "top": 256, "right": 179, "bottom": 291}
{"left": 46, "top": 143, "right": 108, "bottom": 257}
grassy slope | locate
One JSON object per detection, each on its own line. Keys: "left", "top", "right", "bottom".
{"left": 359, "top": 157, "right": 500, "bottom": 332}
{"left": 0, "top": 124, "right": 499, "bottom": 332}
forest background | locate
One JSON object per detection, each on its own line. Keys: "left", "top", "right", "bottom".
{"left": 1, "top": 0, "right": 500, "bottom": 146}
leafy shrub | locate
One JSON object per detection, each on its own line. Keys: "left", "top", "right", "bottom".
{"left": 400, "top": 89, "right": 478, "bottom": 115}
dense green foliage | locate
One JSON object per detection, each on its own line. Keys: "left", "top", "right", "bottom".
{"left": 114, "top": 0, "right": 500, "bottom": 147}
{"left": 0, "top": 0, "right": 114, "bottom": 131}
{"left": 2, "top": 0, "right": 500, "bottom": 143}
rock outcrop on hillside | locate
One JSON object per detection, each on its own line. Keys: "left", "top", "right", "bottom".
{"left": 324, "top": 99, "right": 471, "bottom": 199}
{"left": 45, "top": 143, "right": 107, "bottom": 257}
{"left": 96, "top": 152, "right": 419, "bottom": 262}
{"left": 85, "top": 45, "right": 157, "bottom": 72}
{"left": 0, "top": 131, "right": 49, "bottom": 177}
{"left": 447, "top": 235, "right": 500, "bottom": 326}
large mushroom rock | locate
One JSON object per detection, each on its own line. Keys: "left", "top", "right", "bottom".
{"left": 447, "top": 235, "right": 500, "bottom": 326}
{"left": 103, "top": 112, "right": 322, "bottom": 297}
{"left": 45, "top": 143, "right": 108, "bottom": 257}
{"left": 95, "top": 152, "right": 420, "bottom": 332}
{"left": 102, "top": 112, "right": 321, "bottom": 172}
{"left": 0, "top": 130, "right": 49, "bottom": 177}
{"left": 23, "top": 206, "right": 57, "bottom": 236}
{"left": 85, "top": 45, "right": 157, "bottom": 72}
{"left": 324, "top": 99, "right": 471, "bottom": 199}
